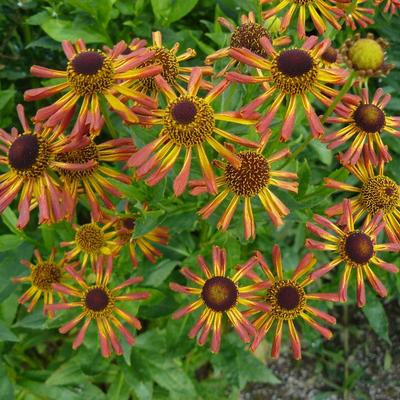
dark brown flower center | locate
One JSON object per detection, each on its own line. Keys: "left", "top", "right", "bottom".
{"left": 224, "top": 152, "right": 270, "bottom": 197}
{"left": 276, "top": 285, "right": 300, "bottom": 310}
{"left": 8, "top": 135, "right": 39, "bottom": 170}
{"left": 72, "top": 51, "right": 105, "bottom": 75}
{"left": 344, "top": 232, "right": 374, "bottom": 264}
{"left": 353, "top": 104, "right": 385, "bottom": 133}
{"left": 277, "top": 49, "right": 314, "bottom": 77}
{"left": 321, "top": 47, "right": 338, "bottom": 64}
{"left": 31, "top": 262, "right": 61, "bottom": 291}
{"left": 85, "top": 287, "right": 109, "bottom": 311}
{"left": 230, "top": 23, "right": 270, "bottom": 57}
{"left": 172, "top": 100, "right": 197, "bottom": 124}
{"left": 122, "top": 217, "right": 136, "bottom": 230}
{"left": 201, "top": 276, "right": 238, "bottom": 312}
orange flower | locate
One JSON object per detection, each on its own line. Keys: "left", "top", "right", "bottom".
{"left": 260, "top": 0, "right": 343, "bottom": 38}
{"left": 374, "top": 0, "right": 400, "bottom": 14}
{"left": 24, "top": 39, "right": 162, "bottom": 137}
{"left": 247, "top": 246, "right": 338, "bottom": 359}
{"left": 170, "top": 246, "right": 270, "bottom": 353}
{"left": 306, "top": 199, "right": 400, "bottom": 307}
{"left": 228, "top": 36, "right": 347, "bottom": 141}
{"left": 323, "top": 87, "right": 400, "bottom": 165}
{"left": 127, "top": 68, "right": 259, "bottom": 196}
{"left": 190, "top": 131, "right": 298, "bottom": 239}
{"left": 324, "top": 154, "right": 400, "bottom": 243}
{"left": 47, "top": 256, "right": 149, "bottom": 357}
{"left": 333, "top": 0, "right": 374, "bottom": 30}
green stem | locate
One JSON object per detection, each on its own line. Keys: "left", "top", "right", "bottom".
{"left": 99, "top": 96, "right": 117, "bottom": 138}
{"left": 343, "top": 304, "right": 350, "bottom": 400}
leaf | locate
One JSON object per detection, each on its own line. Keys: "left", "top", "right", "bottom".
{"left": 65, "top": 0, "right": 116, "bottom": 27}
{"left": 144, "top": 260, "right": 178, "bottom": 287}
{"left": 0, "top": 234, "right": 23, "bottom": 252}
{"left": 297, "top": 159, "right": 311, "bottom": 198}
{"left": 362, "top": 291, "right": 390, "bottom": 343}
{"left": 0, "top": 320, "right": 19, "bottom": 342}
{"left": 310, "top": 140, "right": 333, "bottom": 166}
{"left": 46, "top": 359, "right": 88, "bottom": 386}
{"left": 0, "top": 88, "right": 16, "bottom": 111}
{"left": 40, "top": 19, "right": 108, "bottom": 44}
{"left": 0, "top": 362, "right": 14, "bottom": 400}
{"left": 151, "top": 0, "right": 199, "bottom": 25}
{"left": 13, "top": 310, "right": 47, "bottom": 330}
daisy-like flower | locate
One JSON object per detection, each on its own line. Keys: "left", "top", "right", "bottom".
{"left": 24, "top": 39, "right": 162, "bottom": 136}
{"left": 374, "top": 0, "right": 400, "bottom": 14}
{"left": 128, "top": 31, "right": 212, "bottom": 96}
{"left": 127, "top": 68, "right": 259, "bottom": 196}
{"left": 324, "top": 154, "right": 400, "bottom": 243}
{"left": 47, "top": 256, "right": 149, "bottom": 357}
{"left": 55, "top": 135, "right": 136, "bottom": 221}
{"left": 114, "top": 205, "right": 169, "bottom": 267}
{"left": 170, "top": 246, "right": 269, "bottom": 353}
{"left": 332, "top": 0, "right": 374, "bottom": 30}
{"left": 306, "top": 199, "right": 400, "bottom": 307}
{"left": 12, "top": 249, "right": 77, "bottom": 318}
{"left": 260, "top": 0, "right": 343, "bottom": 38}
{"left": 228, "top": 36, "right": 347, "bottom": 141}
{"left": 190, "top": 131, "right": 298, "bottom": 239}
{"left": 323, "top": 87, "right": 400, "bottom": 165}
{"left": 0, "top": 105, "right": 77, "bottom": 228}
{"left": 205, "top": 12, "right": 290, "bottom": 77}
{"left": 248, "top": 246, "right": 339, "bottom": 359}
{"left": 61, "top": 220, "right": 120, "bottom": 271}
{"left": 340, "top": 33, "right": 394, "bottom": 80}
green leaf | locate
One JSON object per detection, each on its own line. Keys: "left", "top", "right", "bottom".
{"left": 310, "top": 140, "right": 333, "bottom": 166}
{"left": 46, "top": 359, "right": 88, "bottom": 386}
{"left": 0, "top": 362, "right": 14, "bottom": 400}
{"left": 0, "top": 320, "right": 19, "bottom": 342}
{"left": 151, "top": 0, "right": 199, "bottom": 25}
{"left": 40, "top": 19, "right": 108, "bottom": 44}
{"left": 0, "top": 234, "right": 23, "bottom": 252}
{"left": 65, "top": 0, "right": 116, "bottom": 27}
{"left": 297, "top": 159, "right": 311, "bottom": 198}
{"left": 0, "top": 88, "right": 16, "bottom": 111}
{"left": 144, "top": 260, "right": 178, "bottom": 287}
{"left": 362, "top": 292, "right": 390, "bottom": 343}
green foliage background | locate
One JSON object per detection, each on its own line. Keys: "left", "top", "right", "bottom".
{"left": 0, "top": 0, "right": 399, "bottom": 399}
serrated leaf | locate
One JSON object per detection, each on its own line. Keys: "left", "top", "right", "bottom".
{"left": 362, "top": 292, "right": 390, "bottom": 344}
{"left": 0, "top": 320, "right": 19, "bottom": 342}
{"left": 0, "top": 234, "right": 23, "bottom": 252}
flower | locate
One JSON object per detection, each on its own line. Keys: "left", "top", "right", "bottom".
{"left": 55, "top": 135, "right": 136, "bottom": 221}
{"left": 24, "top": 39, "right": 162, "bottom": 137}
{"left": 129, "top": 31, "right": 212, "bottom": 96}
{"left": 260, "top": 0, "right": 343, "bottom": 38}
{"left": 170, "top": 246, "right": 272, "bottom": 352}
{"left": 46, "top": 256, "right": 149, "bottom": 357}
{"left": 374, "top": 0, "right": 400, "bottom": 14}
{"left": 127, "top": 67, "right": 259, "bottom": 196}
{"left": 190, "top": 131, "right": 298, "bottom": 239}
{"left": 61, "top": 220, "right": 120, "bottom": 271}
{"left": 228, "top": 36, "right": 347, "bottom": 141}
{"left": 323, "top": 87, "right": 400, "bottom": 165}
{"left": 324, "top": 155, "right": 400, "bottom": 243}
{"left": 333, "top": 0, "right": 374, "bottom": 30}
{"left": 205, "top": 11, "right": 290, "bottom": 76}
{"left": 114, "top": 204, "right": 169, "bottom": 267}
{"left": 0, "top": 105, "right": 74, "bottom": 228}
{"left": 340, "top": 33, "right": 394, "bottom": 79}
{"left": 12, "top": 249, "right": 75, "bottom": 317}
{"left": 306, "top": 199, "right": 400, "bottom": 307}
{"left": 248, "top": 246, "right": 338, "bottom": 359}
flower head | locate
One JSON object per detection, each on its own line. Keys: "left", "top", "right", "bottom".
{"left": 170, "top": 246, "right": 269, "bottom": 353}
{"left": 127, "top": 68, "right": 259, "bottom": 196}
{"left": 260, "top": 0, "right": 343, "bottom": 38}
{"left": 129, "top": 31, "right": 212, "bottom": 96}
{"left": 228, "top": 36, "right": 347, "bottom": 141}
{"left": 12, "top": 249, "right": 74, "bottom": 317}
{"left": 247, "top": 246, "right": 338, "bottom": 359}
{"left": 374, "top": 0, "right": 400, "bottom": 14}
{"left": 24, "top": 39, "right": 162, "bottom": 136}
{"left": 340, "top": 33, "right": 394, "bottom": 79}
{"left": 190, "top": 131, "right": 298, "bottom": 238}
{"left": 324, "top": 155, "right": 400, "bottom": 243}
{"left": 0, "top": 105, "right": 79, "bottom": 227}
{"left": 306, "top": 199, "right": 400, "bottom": 307}
{"left": 113, "top": 204, "right": 169, "bottom": 267}
{"left": 47, "top": 256, "right": 149, "bottom": 357}
{"left": 333, "top": 0, "right": 374, "bottom": 30}
{"left": 205, "top": 12, "right": 290, "bottom": 76}
{"left": 55, "top": 135, "right": 135, "bottom": 221}
{"left": 61, "top": 220, "right": 120, "bottom": 271}
{"left": 323, "top": 87, "right": 400, "bottom": 165}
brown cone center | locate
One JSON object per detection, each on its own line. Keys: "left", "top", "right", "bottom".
{"left": 276, "top": 285, "right": 300, "bottom": 310}
{"left": 345, "top": 232, "right": 374, "bottom": 264}
{"left": 277, "top": 49, "right": 313, "bottom": 77}
{"left": 8, "top": 135, "right": 39, "bottom": 170}
{"left": 85, "top": 288, "right": 109, "bottom": 311}
{"left": 201, "top": 276, "right": 238, "bottom": 312}
{"left": 353, "top": 104, "right": 385, "bottom": 133}
{"left": 72, "top": 51, "right": 105, "bottom": 75}
{"left": 171, "top": 100, "right": 197, "bottom": 124}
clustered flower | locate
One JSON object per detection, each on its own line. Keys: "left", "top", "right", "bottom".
{"left": 4, "top": 2, "right": 400, "bottom": 360}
